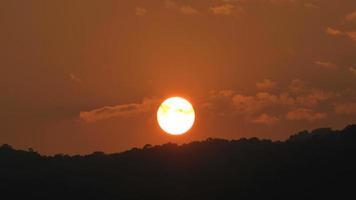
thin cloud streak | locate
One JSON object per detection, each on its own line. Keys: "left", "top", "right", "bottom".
{"left": 80, "top": 98, "right": 158, "bottom": 122}
{"left": 314, "top": 61, "right": 339, "bottom": 70}
{"left": 252, "top": 113, "right": 279, "bottom": 125}
{"left": 210, "top": 4, "right": 237, "bottom": 15}
{"left": 180, "top": 5, "right": 199, "bottom": 15}
{"left": 256, "top": 79, "right": 277, "bottom": 91}
{"left": 286, "top": 108, "right": 327, "bottom": 122}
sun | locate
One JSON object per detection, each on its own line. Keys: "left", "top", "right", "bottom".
{"left": 157, "top": 97, "right": 195, "bottom": 135}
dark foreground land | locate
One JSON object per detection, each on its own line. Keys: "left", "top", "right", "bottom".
{"left": 1, "top": 125, "right": 356, "bottom": 199}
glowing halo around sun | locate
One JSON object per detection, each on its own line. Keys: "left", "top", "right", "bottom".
{"left": 157, "top": 97, "right": 195, "bottom": 135}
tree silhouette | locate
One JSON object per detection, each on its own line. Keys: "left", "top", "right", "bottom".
{"left": 0, "top": 124, "right": 355, "bottom": 199}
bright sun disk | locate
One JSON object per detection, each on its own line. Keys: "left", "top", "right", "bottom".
{"left": 157, "top": 97, "right": 195, "bottom": 135}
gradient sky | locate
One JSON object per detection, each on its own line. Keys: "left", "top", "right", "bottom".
{"left": 1, "top": 0, "right": 356, "bottom": 155}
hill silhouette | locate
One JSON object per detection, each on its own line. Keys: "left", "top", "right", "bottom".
{"left": 1, "top": 125, "right": 356, "bottom": 199}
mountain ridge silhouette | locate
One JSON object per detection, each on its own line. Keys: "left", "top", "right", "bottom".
{"left": 1, "top": 124, "right": 355, "bottom": 199}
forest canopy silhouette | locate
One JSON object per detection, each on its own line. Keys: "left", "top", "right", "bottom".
{"left": 1, "top": 124, "right": 356, "bottom": 199}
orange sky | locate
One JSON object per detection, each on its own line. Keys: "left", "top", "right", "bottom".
{"left": 1, "top": 0, "right": 356, "bottom": 155}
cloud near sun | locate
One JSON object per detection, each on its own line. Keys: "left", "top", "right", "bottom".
{"left": 79, "top": 98, "right": 159, "bottom": 122}
{"left": 202, "top": 79, "right": 355, "bottom": 125}
{"left": 79, "top": 79, "right": 356, "bottom": 126}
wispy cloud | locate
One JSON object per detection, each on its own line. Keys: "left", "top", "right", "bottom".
{"left": 304, "top": 2, "right": 319, "bottom": 9}
{"left": 180, "top": 5, "right": 199, "bottom": 15}
{"left": 350, "top": 67, "right": 356, "bottom": 76}
{"left": 325, "top": 27, "right": 356, "bottom": 42}
{"left": 80, "top": 98, "right": 158, "bottom": 122}
{"left": 69, "top": 73, "right": 82, "bottom": 83}
{"left": 286, "top": 108, "right": 327, "bottom": 122}
{"left": 251, "top": 113, "right": 279, "bottom": 125}
{"left": 256, "top": 79, "right": 277, "bottom": 91}
{"left": 346, "top": 10, "right": 356, "bottom": 23}
{"left": 289, "top": 79, "right": 306, "bottom": 94}
{"left": 204, "top": 79, "right": 336, "bottom": 123}
{"left": 210, "top": 4, "right": 237, "bottom": 15}
{"left": 232, "top": 92, "right": 279, "bottom": 114}
{"left": 346, "top": 31, "right": 356, "bottom": 42}
{"left": 135, "top": 7, "right": 147, "bottom": 16}
{"left": 326, "top": 27, "right": 344, "bottom": 36}
{"left": 314, "top": 61, "right": 339, "bottom": 70}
